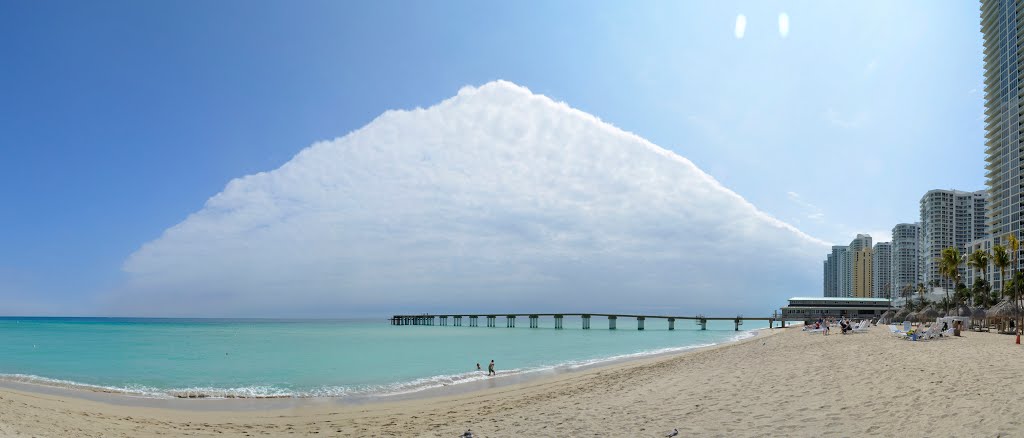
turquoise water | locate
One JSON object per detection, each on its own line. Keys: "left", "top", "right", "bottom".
{"left": 0, "top": 317, "right": 759, "bottom": 399}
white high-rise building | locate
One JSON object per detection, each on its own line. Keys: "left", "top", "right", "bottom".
{"left": 872, "top": 242, "right": 892, "bottom": 299}
{"left": 891, "top": 223, "right": 921, "bottom": 300}
{"left": 919, "top": 189, "right": 988, "bottom": 289}
{"left": 981, "top": 0, "right": 1023, "bottom": 274}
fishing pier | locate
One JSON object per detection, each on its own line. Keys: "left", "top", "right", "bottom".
{"left": 389, "top": 313, "right": 793, "bottom": 331}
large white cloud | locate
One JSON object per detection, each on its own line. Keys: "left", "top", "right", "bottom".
{"left": 116, "top": 81, "right": 829, "bottom": 317}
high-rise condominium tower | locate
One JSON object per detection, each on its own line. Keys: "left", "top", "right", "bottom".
{"left": 849, "top": 234, "right": 873, "bottom": 298}
{"left": 872, "top": 242, "right": 892, "bottom": 299}
{"left": 891, "top": 223, "right": 921, "bottom": 300}
{"left": 981, "top": 0, "right": 1022, "bottom": 252}
{"left": 919, "top": 190, "right": 987, "bottom": 288}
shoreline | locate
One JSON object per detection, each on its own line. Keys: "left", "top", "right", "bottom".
{"left": 6, "top": 326, "right": 1024, "bottom": 436}
{"left": 0, "top": 326, "right": 772, "bottom": 411}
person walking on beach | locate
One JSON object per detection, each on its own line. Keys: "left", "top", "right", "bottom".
{"left": 488, "top": 360, "right": 495, "bottom": 376}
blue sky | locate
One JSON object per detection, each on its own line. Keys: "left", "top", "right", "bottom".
{"left": 0, "top": 1, "right": 986, "bottom": 316}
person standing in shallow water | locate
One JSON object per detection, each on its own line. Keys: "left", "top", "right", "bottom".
{"left": 488, "top": 360, "right": 495, "bottom": 376}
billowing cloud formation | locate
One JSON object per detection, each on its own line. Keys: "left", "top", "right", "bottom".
{"left": 118, "top": 81, "right": 828, "bottom": 317}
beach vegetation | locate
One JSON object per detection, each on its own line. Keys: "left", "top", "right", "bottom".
{"left": 954, "top": 283, "right": 970, "bottom": 307}
{"left": 972, "top": 278, "right": 991, "bottom": 307}
{"left": 1007, "top": 234, "right": 1021, "bottom": 338}
{"left": 938, "top": 247, "right": 962, "bottom": 313}
{"left": 901, "top": 284, "right": 914, "bottom": 306}
{"left": 917, "top": 282, "right": 928, "bottom": 310}
{"left": 993, "top": 244, "right": 1009, "bottom": 296}
{"left": 969, "top": 249, "right": 991, "bottom": 306}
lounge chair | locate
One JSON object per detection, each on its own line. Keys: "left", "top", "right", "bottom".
{"left": 922, "top": 325, "right": 941, "bottom": 340}
{"left": 853, "top": 321, "right": 871, "bottom": 332}
{"left": 890, "top": 325, "right": 911, "bottom": 339}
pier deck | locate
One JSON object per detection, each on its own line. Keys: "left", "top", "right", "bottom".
{"left": 390, "top": 313, "right": 798, "bottom": 331}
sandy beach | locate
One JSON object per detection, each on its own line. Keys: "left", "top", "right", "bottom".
{"left": 2, "top": 325, "right": 1023, "bottom": 437}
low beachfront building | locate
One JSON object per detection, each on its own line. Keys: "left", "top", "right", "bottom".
{"left": 779, "top": 297, "right": 891, "bottom": 321}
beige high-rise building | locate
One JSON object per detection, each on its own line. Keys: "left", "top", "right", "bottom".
{"left": 853, "top": 247, "right": 873, "bottom": 298}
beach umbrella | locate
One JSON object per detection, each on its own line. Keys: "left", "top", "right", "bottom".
{"left": 987, "top": 299, "right": 1019, "bottom": 320}
{"left": 957, "top": 304, "right": 973, "bottom": 317}
{"left": 878, "top": 310, "right": 895, "bottom": 325}
{"left": 972, "top": 307, "right": 988, "bottom": 330}
{"left": 920, "top": 306, "right": 939, "bottom": 322}
{"left": 894, "top": 308, "right": 910, "bottom": 322}
{"left": 906, "top": 312, "right": 919, "bottom": 323}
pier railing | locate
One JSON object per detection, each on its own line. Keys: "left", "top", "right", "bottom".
{"left": 389, "top": 313, "right": 796, "bottom": 331}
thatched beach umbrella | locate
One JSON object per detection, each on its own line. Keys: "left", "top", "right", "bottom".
{"left": 920, "top": 305, "right": 939, "bottom": 323}
{"left": 972, "top": 307, "right": 988, "bottom": 330}
{"left": 987, "top": 300, "right": 1020, "bottom": 320}
{"left": 957, "top": 304, "right": 973, "bottom": 317}
{"left": 878, "top": 310, "right": 895, "bottom": 325}
{"left": 906, "top": 312, "right": 919, "bottom": 323}
{"left": 987, "top": 300, "right": 1020, "bottom": 333}
{"left": 894, "top": 308, "right": 910, "bottom": 322}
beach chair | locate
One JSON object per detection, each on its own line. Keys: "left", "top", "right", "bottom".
{"left": 853, "top": 321, "right": 871, "bottom": 332}
{"left": 890, "top": 324, "right": 912, "bottom": 339}
{"left": 903, "top": 321, "right": 912, "bottom": 332}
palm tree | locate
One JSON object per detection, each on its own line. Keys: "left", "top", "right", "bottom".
{"left": 1008, "top": 234, "right": 1021, "bottom": 340}
{"left": 993, "top": 244, "right": 1009, "bottom": 299}
{"left": 939, "top": 247, "right": 962, "bottom": 313}
{"left": 920, "top": 282, "right": 932, "bottom": 310}
{"left": 901, "top": 284, "right": 913, "bottom": 303}
{"left": 972, "top": 278, "right": 991, "bottom": 307}
{"left": 969, "top": 249, "right": 990, "bottom": 302}
{"left": 955, "top": 282, "right": 969, "bottom": 307}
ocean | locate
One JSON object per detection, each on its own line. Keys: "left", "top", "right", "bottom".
{"left": 0, "top": 317, "right": 761, "bottom": 399}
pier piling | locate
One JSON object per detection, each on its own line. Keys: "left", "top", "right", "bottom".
{"left": 668, "top": 317, "right": 675, "bottom": 331}
{"left": 529, "top": 315, "right": 538, "bottom": 328}
{"left": 582, "top": 314, "right": 591, "bottom": 329}
{"left": 470, "top": 316, "right": 478, "bottom": 327}
{"left": 636, "top": 316, "right": 645, "bottom": 330}
{"left": 487, "top": 316, "right": 496, "bottom": 328}
{"left": 608, "top": 315, "right": 617, "bottom": 330}
{"left": 506, "top": 315, "right": 515, "bottom": 328}
{"left": 554, "top": 314, "right": 564, "bottom": 329}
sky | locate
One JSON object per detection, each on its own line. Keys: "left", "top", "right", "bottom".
{"left": 0, "top": 1, "right": 986, "bottom": 317}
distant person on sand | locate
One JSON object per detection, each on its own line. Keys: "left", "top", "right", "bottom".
{"left": 488, "top": 360, "right": 495, "bottom": 376}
